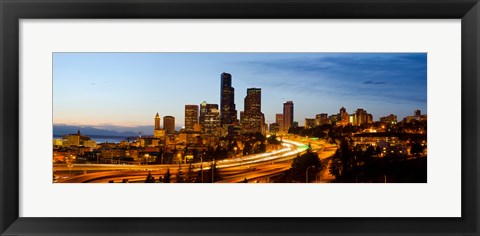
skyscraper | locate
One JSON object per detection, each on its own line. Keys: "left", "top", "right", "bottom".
{"left": 305, "top": 118, "right": 316, "bottom": 129}
{"left": 244, "top": 88, "right": 261, "bottom": 114}
{"left": 283, "top": 101, "right": 294, "bottom": 133}
{"left": 241, "top": 88, "right": 264, "bottom": 134}
{"left": 315, "top": 113, "right": 329, "bottom": 126}
{"left": 154, "top": 113, "right": 160, "bottom": 130}
{"left": 199, "top": 101, "right": 220, "bottom": 134}
{"left": 338, "top": 106, "right": 349, "bottom": 126}
{"left": 184, "top": 105, "right": 199, "bottom": 132}
{"left": 163, "top": 116, "right": 175, "bottom": 134}
{"left": 355, "top": 108, "right": 368, "bottom": 125}
{"left": 220, "top": 72, "right": 237, "bottom": 127}
{"left": 276, "top": 113, "right": 284, "bottom": 134}
{"left": 269, "top": 123, "right": 280, "bottom": 134}
{"left": 349, "top": 108, "right": 373, "bottom": 126}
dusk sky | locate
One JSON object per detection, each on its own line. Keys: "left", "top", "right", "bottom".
{"left": 53, "top": 53, "right": 427, "bottom": 132}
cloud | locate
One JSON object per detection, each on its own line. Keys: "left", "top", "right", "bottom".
{"left": 363, "top": 81, "right": 386, "bottom": 85}
{"left": 241, "top": 53, "right": 427, "bottom": 79}
{"left": 237, "top": 53, "right": 426, "bottom": 107}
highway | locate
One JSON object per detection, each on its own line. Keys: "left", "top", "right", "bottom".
{"left": 56, "top": 138, "right": 336, "bottom": 183}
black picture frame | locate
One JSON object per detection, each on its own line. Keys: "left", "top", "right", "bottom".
{"left": 1, "top": 0, "right": 479, "bottom": 235}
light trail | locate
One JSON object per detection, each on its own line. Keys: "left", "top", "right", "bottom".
{"left": 56, "top": 138, "right": 315, "bottom": 183}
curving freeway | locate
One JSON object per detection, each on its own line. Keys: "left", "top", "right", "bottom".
{"left": 55, "top": 138, "right": 334, "bottom": 183}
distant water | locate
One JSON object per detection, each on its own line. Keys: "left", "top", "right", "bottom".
{"left": 53, "top": 135, "right": 128, "bottom": 144}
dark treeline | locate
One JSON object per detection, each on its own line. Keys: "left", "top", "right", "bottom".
{"left": 273, "top": 151, "right": 325, "bottom": 183}
{"left": 329, "top": 138, "right": 426, "bottom": 183}
{"left": 141, "top": 162, "right": 221, "bottom": 183}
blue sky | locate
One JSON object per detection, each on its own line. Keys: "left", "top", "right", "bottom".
{"left": 53, "top": 52, "right": 427, "bottom": 130}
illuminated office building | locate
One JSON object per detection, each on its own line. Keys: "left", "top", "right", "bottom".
{"left": 241, "top": 88, "right": 264, "bottom": 134}
{"left": 283, "top": 101, "right": 294, "bottom": 133}
{"left": 185, "top": 105, "right": 199, "bottom": 132}
{"left": 220, "top": 72, "right": 237, "bottom": 127}
{"left": 163, "top": 116, "right": 175, "bottom": 134}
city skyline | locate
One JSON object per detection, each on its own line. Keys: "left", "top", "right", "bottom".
{"left": 53, "top": 52, "right": 427, "bottom": 130}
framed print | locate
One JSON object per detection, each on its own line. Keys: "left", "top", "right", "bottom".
{"left": 1, "top": 0, "right": 479, "bottom": 235}
{"left": 21, "top": 21, "right": 455, "bottom": 218}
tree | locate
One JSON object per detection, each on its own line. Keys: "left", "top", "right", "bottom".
{"left": 145, "top": 171, "right": 154, "bottom": 183}
{"left": 330, "top": 138, "right": 356, "bottom": 182}
{"left": 289, "top": 152, "right": 321, "bottom": 183}
{"left": 365, "top": 145, "right": 375, "bottom": 157}
{"left": 163, "top": 168, "right": 171, "bottom": 183}
{"left": 243, "top": 142, "right": 252, "bottom": 155}
{"left": 175, "top": 166, "right": 185, "bottom": 183}
{"left": 257, "top": 143, "right": 267, "bottom": 153}
{"left": 195, "top": 163, "right": 204, "bottom": 183}
{"left": 186, "top": 164, "right": 196, "bottom": 183}
{"left": 267, "top": 135, "right": 281, "bottom": 145}
{"left": 330, "top": 150, "right": 342, "bottom": 178}
{"left": 254, "top": 132, "right": 266, "bottom": 142}
{"left": 410, "top": 143, "right": 424, "bottom": 155}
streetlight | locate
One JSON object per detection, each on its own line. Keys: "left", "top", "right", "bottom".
{"left": 145, "top": 154, "right": 150, "bottom": 165}
{"left": 211, "top": 159, "right": 215, "bottom": 183}
{"left": 306, "top": 165, "right": 315, "bottom": 183}
{"left": 67, "top": 163, "right": 73, "bottom": 178}
{"left": 200, "top": 156, "right": 203, "bottom": 183}
{"left": 66, "top": 155, "right": 73, "bottom": 178}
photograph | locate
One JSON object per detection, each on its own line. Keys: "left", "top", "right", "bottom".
{"left": 2, "top": 0, "right": 478, "bottom": 235}
{"left": 53, "top": 52, "right": 427, "bottom": 183}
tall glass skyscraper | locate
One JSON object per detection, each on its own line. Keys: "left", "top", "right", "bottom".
{"left": 220, "top": 72, "right": 237, "bottom": 127}
{"left": 283, "top": 101, "right": 294, "bottom": 133}
{"left": 199, "top": 101, "right": 220, "bottom": 134}
{"left": 163, "top": 116, "right": 175, "bottom": 134}
{"left": 241, "top": 88, "right": 264, "bottom": 134}
{"left": 184, "top": 105, "right": 199, "bottom": 132}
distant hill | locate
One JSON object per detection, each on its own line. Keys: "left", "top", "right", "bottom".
{"left": 53, "top": 125, "right": 139, "bottom": 137}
